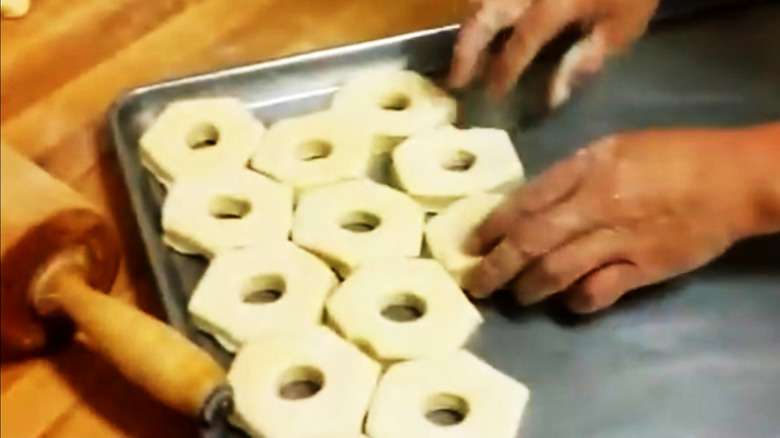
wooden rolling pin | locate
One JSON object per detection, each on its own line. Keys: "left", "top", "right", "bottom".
{"left": 0, "top": 143, "right": 228, "bottom": 418}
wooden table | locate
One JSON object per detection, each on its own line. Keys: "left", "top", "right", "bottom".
{"left": 0, "top": 1, "right": 467, "bottom": 436}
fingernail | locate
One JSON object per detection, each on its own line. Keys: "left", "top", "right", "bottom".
{"left": 462, "top": 270, "right": 489, "bottom": 299}
{"left": 516, "top": 291, "right": 543, "bottom": 307}
{"left": 566, "top": 293, "right": 595, "bottom": 314}
{"left": 464, "top": 282, "right": 488, "bottom": 299}
{"left": 515, "top": 284, "right": 554, "bottom": 306}
{"left": 467, "top": 288, "right": 490, "bottom": 300}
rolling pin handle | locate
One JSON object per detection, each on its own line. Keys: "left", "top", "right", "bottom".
{"left": 30, "top": 247, "right": 229, "bottom": 417}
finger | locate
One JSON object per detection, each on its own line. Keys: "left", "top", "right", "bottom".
{"left": 467, "top": 197, "right": 603, "bottom": 298}
{"left": 498, "top": 198, "right": 603, "bottom": 277}
{"left": 449, "top": 0, "right": 530, "bottom": 88}
{"left": 464, "top": 194, "right": 520, "bottom": 255}
{"left": 464, "top": 238, "right": 525, "bottom": 299}
{"left": 489, "top": 0, "right": 580, "bottom": 97}
{"left": 549, "top": 10, "right": 655, "bottom": 109}
{"left": 565, "top": 263, "right": 646, "bottom": 313}
{"left": 511, "top": 230, "right": 624, "bottom": 305}
{"left": 549, "top": 29, "right": 609, "bottom": 108}
{"left": 465, "top": 147, "right": 594, "bottom": 255}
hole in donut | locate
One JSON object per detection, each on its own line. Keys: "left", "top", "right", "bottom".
{"left": 424, "top": 393, "right": 470, "bottom": 426}
{"left": 278, "top": 366, "right": 325, "bottom": 400}
{"left": 187, "top": 123, "right": 220, "bottom": 149}
{"left": 296, "top": 139, "right": 334, "bottom": 161}
{"left": 380, "top": 293, "right": 427, "bottom": 322}
{"left": 442, "top": 150, "right": 477, "bottom": 172}
{"left": 242, "top": 274, "right": 285, "bottom": 304}
{"left": 379, "top": 92, "right": 411, "bottom": 111}
{"left": 340, "top": 211, "right": 381, "bottom": 233}
{"left": 208, "top": 195, "right": 252, "bottom": 219}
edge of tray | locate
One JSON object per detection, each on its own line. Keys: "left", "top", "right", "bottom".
{"left": 106, "top": 23, "right": 460, "bottom": 335}
{"left": 105, "top": 0, "right": 771, "bottom": 333}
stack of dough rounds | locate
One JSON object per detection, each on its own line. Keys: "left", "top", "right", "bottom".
{"left": 292, "top": 179, "right": 425, "bottom": 277}
{"left": 162, "top": 169, "right": 293, "bottom": 258}
{"left": 331, "top": 69, "right": 457, "bottom": 183}
{"left": 393, "top": 125, "right": 524, "bottom": 212}
{"left": 249, "top": 111, "right": 373, "bottom": 199}
{"left": 366, "top": 350, "right": 530, "bottom": 438}
{"left": 326, "top": 258, "right": 482, "bottom": 362}
{"left": 228, "top": 327, "right": 380, "bottom": 438}
{"left": 140, "top": 97, "right": 265, "bottom": 187}
{"left": 425, "top": 194, "right": 506, "bottom": 289}
{"left": 135, "top": 67, "right": 532, "bottom": 438}
{"left": 188, "top": 243, "right": 338, "bottom": 352}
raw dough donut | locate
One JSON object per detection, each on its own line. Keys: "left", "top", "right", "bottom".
{"left": 366, "top": 350, "right": 530, "bottom": 438}
{"left": 425, "top": 194, "right": 505, "bottom": 289}
{"left": 326, "top": 258, "right": 482, "bottom": 362}
{"left": 393, "top": 126, "right": 524, "bottom": 212}
{"left": 249, "top": 111, "right": 372, "bottom": 198}
{"left": 162, "top": 169, "right": 293, "bottom": 258}
{"left": 188, "top": 242, "right": 338, "bottom": 352}
{"left": 1, "top": 0, "right": 29, "bottom": 17}
{"left": 331, "top": 69, "right": 457, "bottom": 183}
{"left": 291, "top": 179, "right": 424, "bottom": 277}
{"left": 140, "top": 97, "right": 265, "bottom": 187}
{"left": 228, "top": 326, "right": 381, "bottom": 438}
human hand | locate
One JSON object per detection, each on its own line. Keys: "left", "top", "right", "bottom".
{"left": 464, "top": 126, "right": 780, "bottom": 313}
{"left": 449, "top": 0, "right": 658, "bottom": 106}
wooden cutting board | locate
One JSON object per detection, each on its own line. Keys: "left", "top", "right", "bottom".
{"left": 0, "top": 0, "right": 467, "bottom": 436}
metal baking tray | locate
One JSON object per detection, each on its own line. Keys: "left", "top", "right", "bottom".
{"left": 108, "top": 3, "right": 780, "bottom": 438}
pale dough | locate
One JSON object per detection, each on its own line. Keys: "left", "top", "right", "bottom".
{"left": 249, "top": 110, "right": 373, "bottom": 199}
{"left": 188, "top": 242, "right": 338, "bottom": 351}
{"left": 331, "top": 68, "right": 457, "bottom": 183}
{"left": 291, "top": 179, "right": 424, "bottom": 277}
{"left": 162, "top": 169, "right": 293, "bottom": 258}
{"left": 140, "top": 98, "right": 265, "bottom": 187}
{"left": 228, "top": 326, "right": 380, "bottom": 438}
{"left": 326, "top": 258, "right": 482, "bottom": 362}
{"left": 393, "top": 125, "right": 524, "bottom": 212}
{"left": 366, "top": 350, "right": 530, "bottom": 438}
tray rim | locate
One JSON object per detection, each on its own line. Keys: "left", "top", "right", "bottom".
{"left": 105, "top": 0, "right": 771, "bottom": 335}
{"left": 106, "top": 23, "right": 461, "bottom": 335}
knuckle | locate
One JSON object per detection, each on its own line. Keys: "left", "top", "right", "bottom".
{"left": 479, "top": 251, "right": 510, "bottom": 286}
{"left": 511, "top": 241, "right": 538, "bottom": 262}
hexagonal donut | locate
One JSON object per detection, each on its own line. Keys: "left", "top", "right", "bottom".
{"left": 249, "top": 111, "right": 373, "bottom": 197}
{"left": 366, "top": 350, "right": 530, "bottom": 438}
{"left": 188, "top": 242, "right": 338, "bottom": 351}
{"left": 326, "top": 258, "right": 482, "bottom": 362}
{"left": 425, "top": 194, "right": 505, "bottom": 290}
{"left": 291, "top": 179, "right": 424, "bottom": 277}
{"left": 228, "top": 326, "right": 381, "bottom": 438}
{"left": 392, "top": 126, "right": 524, "bottom": 212}
{"left": 331, "top": 69, "right": 456, "bottom": 183}
{"left": 140, "top": 97, "right": 265, "bottom": 186}
{"left": 162, "top": 169, "right": 293, "bottom": 258}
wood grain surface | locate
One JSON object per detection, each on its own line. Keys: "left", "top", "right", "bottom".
{"left": 0, "top": 1, "right": 468, "bottom": 436}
